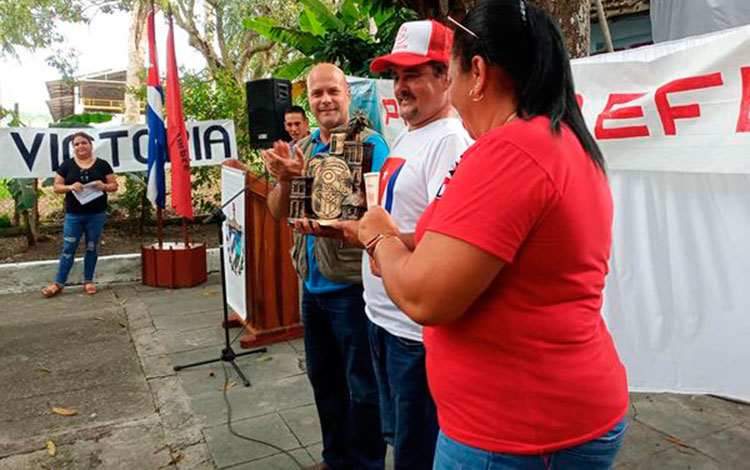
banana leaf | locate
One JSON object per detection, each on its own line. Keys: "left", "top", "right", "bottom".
{"left": 244, "top": 17, "right": 321, "bottom": 56}
{"left": 8, "top": 179, "right": 37, "bottom": 213}
{"left": 298, "top": 0, "right": 344, "bottom": 31}
{"left": 275, "top": 57, "right": 315, "bottom": 80}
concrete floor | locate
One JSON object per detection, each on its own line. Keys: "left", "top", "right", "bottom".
{"left": 1, "top": 275, "right": 748, "bottom": 469}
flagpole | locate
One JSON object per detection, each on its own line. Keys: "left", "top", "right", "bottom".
{"left": 183, "top": 218, "right": 190, "bottom": 247}
{"left": 157, "top": 207, "right": 164, "bottom": 247}
{"left": 156, "top": 0, "right": 163, "bottom": 248}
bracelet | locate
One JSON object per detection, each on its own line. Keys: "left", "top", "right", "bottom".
{"left": 365, "top": 232, "right": 398, "bottom": 257}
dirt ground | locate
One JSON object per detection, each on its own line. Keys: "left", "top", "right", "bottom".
{"left": 0, "top": 222, "right": 220, "bottom": 263}
{"left": 0, "top": 177, "right": 223, "bottom": 264}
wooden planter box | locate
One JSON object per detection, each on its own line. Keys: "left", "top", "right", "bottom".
{"left": 141, "top": 242, "right": 207, "bottom": 288}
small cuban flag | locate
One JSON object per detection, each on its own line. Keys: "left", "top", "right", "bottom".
{"left": 145, "top": 8, "right": 167, "bottom": 208}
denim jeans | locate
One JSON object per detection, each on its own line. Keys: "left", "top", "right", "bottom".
{"left": 368, "top": 321, "right": 439, "bottom": 470}
{"left": 433, "top": 419, "right": 628, "bottom": 470}
{"left": 56, "top": 211, "right": 107, "bottom": 285}
{"left": 302, "top": 285, "right": 386, "bottom": 470}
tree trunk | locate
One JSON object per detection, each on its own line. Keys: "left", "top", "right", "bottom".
{"left": 124, "top": 1, "right": 149, "bottom": 124}
{"left": 400, "top": 0, "right": 591, "bottom": 58}
{"left": 124, "top": 2, "right": 151, "bottom": 234}
{"left": 23, "top": 201, "right": 39, "bottom": 248}
{"left": 529, "top": 0, "right": 590, "bottom": 58}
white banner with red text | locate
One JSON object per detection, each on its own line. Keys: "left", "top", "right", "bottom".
{"left": 350, "top": 25, "right": 750, "bottom": 174}
{"left": 0, "top": 119, "right": 237, "bottom": 179}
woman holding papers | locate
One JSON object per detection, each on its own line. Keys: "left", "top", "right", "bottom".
{"left": 42, "top": 132, "right": 118, "bottom": 297}
{"left": 357, "top": 1, "right": 628, "bottom": 469}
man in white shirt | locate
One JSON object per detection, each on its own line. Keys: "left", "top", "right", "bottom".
{"left": 337, "top": 20, "right": 473, "bottom": 470}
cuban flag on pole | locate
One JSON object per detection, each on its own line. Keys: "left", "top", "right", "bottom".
{"left": 146, "top": 8, "right": 167, "bottom": 208}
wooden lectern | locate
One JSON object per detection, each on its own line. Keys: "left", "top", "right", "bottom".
{"left": 234, "top": 172, "right": 302, "bottom": 348}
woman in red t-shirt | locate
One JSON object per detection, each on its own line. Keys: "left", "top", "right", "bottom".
{"left": 357, "top": 1, "right": 628, "bottom": 469}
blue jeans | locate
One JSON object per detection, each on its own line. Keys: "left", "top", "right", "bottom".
{"left": 368, "top": 321, "right": 439, "bottom": 470}
{"left": 55, "top": 212, "right": 107, "bottom": 285}
{"left": 302, "top": 285, "right": 386, "bottom": 470}
{"left": 433, "top": 419, "right": 628, "bottom": 470}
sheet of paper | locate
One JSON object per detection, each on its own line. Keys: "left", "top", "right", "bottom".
{"left": 72, "top": 182, "right": 104, "bottom": 205}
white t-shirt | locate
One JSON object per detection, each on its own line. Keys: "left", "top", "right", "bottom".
{"left": 363, "top": 117, "right": 473, "bottom": 342}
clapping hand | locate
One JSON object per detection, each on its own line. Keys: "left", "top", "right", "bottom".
{"left": 261, "top": 140, "right": 305, "bottom": 182}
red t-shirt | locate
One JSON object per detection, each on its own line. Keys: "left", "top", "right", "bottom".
{"left": 416, "top": 116, "right": 628, "bottom": 454}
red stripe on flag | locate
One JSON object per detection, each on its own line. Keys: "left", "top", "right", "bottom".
{"left": 166, "top": 17, "right": 193, "bottom": 219}
{"left": 147, "top": 11, "right": 159, "bottom": 87}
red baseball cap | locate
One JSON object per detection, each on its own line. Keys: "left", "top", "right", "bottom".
{"left": 370, "top": 20, "right": 453, "bottom": 74}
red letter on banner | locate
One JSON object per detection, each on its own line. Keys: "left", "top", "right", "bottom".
{"left": 655, "top": 72, "right": 723, "bottom": 135}
{"left": 737, "top": 67, "right": 750, "bottom": 132}
{"left": 382, "top": 98, "right": 399, "bottom": 126}
{"left": 595, "top": 93, "right": 650, "bottom": 139}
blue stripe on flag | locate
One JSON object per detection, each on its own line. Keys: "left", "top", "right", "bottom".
{"left": 146, "top": 86, "right": 167, "bottom": 208}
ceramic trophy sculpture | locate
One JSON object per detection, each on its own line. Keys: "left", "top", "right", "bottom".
{"left": 288, "top": 114, "right": 374, "bottom": 225}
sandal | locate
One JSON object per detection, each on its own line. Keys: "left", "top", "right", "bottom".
{"left": 42, "top": 283, "right": 63, "bottom": 298}
{"left": 84, "top": 283, "right": 97, "bottom": 295}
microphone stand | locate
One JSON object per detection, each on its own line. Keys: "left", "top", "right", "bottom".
{"left": 173, "top": 183, "right": 266, "bottom": 386}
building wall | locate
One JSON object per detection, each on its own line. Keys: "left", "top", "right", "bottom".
{"left": 591, "top": 12, "right": 653, "bottom": 53}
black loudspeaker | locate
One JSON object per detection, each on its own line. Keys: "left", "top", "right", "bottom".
{"left": 246, "top": 78, "right": 292, "bottom": 149}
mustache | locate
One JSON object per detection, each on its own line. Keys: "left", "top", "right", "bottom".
{"left": 397, "top": 93, "right": 416, "bottom": 101}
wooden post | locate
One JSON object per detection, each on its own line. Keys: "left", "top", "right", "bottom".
{"left": 156, "top": 207, "right": 164, "bottom": 247}
{"left": 595, "top": 0, "right": 615, "bottom": 53}
{"left": 182, "top": 218, "right": 190, "bottom": 248}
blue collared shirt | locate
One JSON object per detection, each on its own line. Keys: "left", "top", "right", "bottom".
{"left": 305, "top": 128, "right": 389, "bottom": 294}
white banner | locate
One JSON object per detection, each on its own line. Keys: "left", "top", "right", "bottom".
{"left": 0, "top": 119, "right": 237, "bottom": 179}
{"left": 651, "top": 0, "right": 750, "bottom": 43}
{"left": 221, "top": 166, "right": 247, "bottom": 320}
{"left": 351, "top": 25, "right": 750, "bottom": 174}
{"left": 603, "top": 170, "right": 750, "bottom": 402}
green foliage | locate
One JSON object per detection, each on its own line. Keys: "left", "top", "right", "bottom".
{"left": 0, "top": 180, "right": 11, "bottom": 199}
{"left": 7, "top": 179, "right": 37, "bottom": 213}
{"left": 275, "top": 57, "right": 316, "bottom": 81}
{"left": 0, "top": 0, "right": 86, "bottom": 58}
{"left": 57, "top": 112, "right": 114, "bottom": 125}
{"left": 113, "top": 172, "right": 151, "bottom": 221}
{"left": 245, "top": 0, "right": 419, "bottom": 79}
{"left": 46, "top": 46, "right": 80, "bottom": 79}
{"left": 0, "top": 213, "right": 11, "bottom": 228}
{"left": 244, "top": 18, "right": 320, "bottom": 56}
{"left": 178, "top": 68, "right": 262, "bottom": 212}
{"left": 2, "top": 110, "right": 38, "bottom": 224}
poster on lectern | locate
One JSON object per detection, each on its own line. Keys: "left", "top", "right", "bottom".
{"left": 221, "top": 166, "right": 247, "bottom": 319}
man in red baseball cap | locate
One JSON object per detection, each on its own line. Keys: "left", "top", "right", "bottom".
{"left": 359, "top": 19, "right": 473, "bottom": 470}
